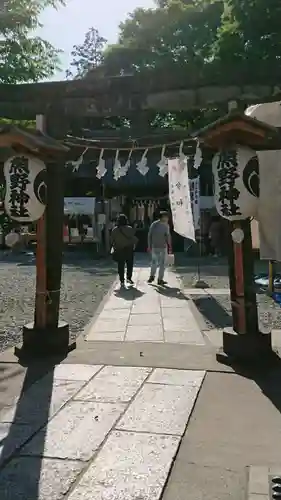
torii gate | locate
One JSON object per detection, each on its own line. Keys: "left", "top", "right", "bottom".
{"left": 1, "top": 71, "right": 281, "bottom": 363}
{"left": 0, "top": 70, "right": 281, "bottom": 120}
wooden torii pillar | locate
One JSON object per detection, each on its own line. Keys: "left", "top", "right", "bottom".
{"left": 194, "top": 112, "right": 281, "bottom": 364}
{"left": 0, "top": 124, "right": 75, "bottom": 358}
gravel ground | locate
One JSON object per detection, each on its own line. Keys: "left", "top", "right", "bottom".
{"left": 176, "top": 256, "right": 281, "bottom": 331}
{"left": 0, "top": 253, "right": 116, "bottom": 352}
{"left": 1, "top": 251, "right": 280, "bottom": 352}
{"left": 176, "top": 256, "right": 274, "bottom": 289}
{"left": 191, "top": 293, "right": 281, "bottom": 332}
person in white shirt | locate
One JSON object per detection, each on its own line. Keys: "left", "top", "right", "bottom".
{"left": 147, "top": 211, "right": 171, "bottom": 285}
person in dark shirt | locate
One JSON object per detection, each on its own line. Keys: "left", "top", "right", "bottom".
{"left": 111, "top": 214, "right": 138, "bottom": 287}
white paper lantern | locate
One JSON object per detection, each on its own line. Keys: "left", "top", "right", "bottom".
{"left": 246, "top": 102, "right": 281, "bottom": 261}
{"left": 4, "top": 155, "right": 46, "bottom": 223}
{"left": 212, "top": 146, "right": 259, "bottom": 221}
{"left": 231, "top": 228, "right": 244, "bottom": 244}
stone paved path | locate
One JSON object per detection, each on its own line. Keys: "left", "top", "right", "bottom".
{"left": 0, "top": 363, "right": 205, "bottom": 500}
{"left": 1, "top": 258, "right": 280, "bottom": 500}
{"left": 86, "top": 267, "right": 205, "bottom": 345}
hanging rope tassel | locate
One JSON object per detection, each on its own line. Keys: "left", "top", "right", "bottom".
{"left": 96, "top": 148, "right": 107, "bottom": 179}
{"left": 157, "top": 145, "right": 168, "bottom": 177}
{"left": 113, "top": 149, "right": 122, "bottom": 180}
{"left": 136, "top": 148, "right": 149, "bottom": 176}
{"left": 121, "top": 149, "right": 132, "bottom": 176}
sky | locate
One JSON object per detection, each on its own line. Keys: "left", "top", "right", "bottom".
{"left": 38, "top": 0, "right": 155, "bottom": 80}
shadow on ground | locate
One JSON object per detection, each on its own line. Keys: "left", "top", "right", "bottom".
{"left": 228, "top": 353, "right": 281, "bottom": 422}
{"left": 256, "top": 360, "right": 281, "bottom": 418}
{"left": 113, "top": 286, "right": 145, "bottom": 301}
{"left": 193, "top": 296, "right": 232, "bottom": 329}
{"left": 0, "top": 357, "right": 66, "bottom": 499}
{"left": 154, "top": 285, "right": 189, "bottom": 301}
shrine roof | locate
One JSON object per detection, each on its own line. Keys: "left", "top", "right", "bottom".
{"left": 0, "top": 125, "right": 69, "bottom": 155}
{"left": 193, "top": 112, "right": 281, "bottom": 150}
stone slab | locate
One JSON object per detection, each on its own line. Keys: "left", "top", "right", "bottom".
{"left": 131, "top": 302, "right": 161, "bottom": 314}
{"left": 98, "top": 309, "right": 131, "bottom": 320}
{"left": 164, "top": 330, "right": 205, "bottom": 345}
{"left": 67, "top": 430, "right": 180, "bottom": 500}
{"left": 132, "top": 296, "right": 160, "bottom": 305}
{"left": 0, "top": 378, "right": 84, "bottom": 426}
{"left": 148, "top": 368, "right": 205, "bottom": 387}
{"left": 117, "top": 382, "right": 201, "bottom": 435}
{"left": 163, "top": 317, "right": 200, "bottom": 332}
{"left": 248, "top": 496, "right": 268, "bottom": 500}
{"left": 21, "top": 401, "right": 125, "bottom": 461}
{"left": 86, "top": 330, "right": 125, "bottom": 341}
{"left": 160, "top": 298, "right": 189, "bottom": 308}
{"left": 164, "top": 271, "right": 181, "bottom": 286}
{"left": 125, "top": 325, "right": 164, "bottom": 342}
{"left": 203, "top": 329, "right": 223, "bottom": 347}
{"left": 161, "top": 308, "right": 195, "bottom": 318}
{"left": 90, "top": 318, "right": 128, "bottom": 332}
{"left": 74, "top": 366, "right": 152, "bottom": 403}
{"left": 0, "top": 423, "right": 35, "bottom": 466}
{"left": 0, "top": 457, "right": 84, "bottom": 500}
{"left": 181, "top": 371, "right": 281, "bottom": 469}
{"left": 52, "top": 364, "right": 102, "bottom": 381}
{"left": 131, "top": 302, "right": 161, "bottom": 311}
{"left": 269, "top": 465, "right": 281, "bottom": 475}
{"left": 163, "top": 462, "right": 247, "bottom": 500}
{"left": 248, "top": 466, "right": 269, "bottom": 495}
{"left": 82, "top": 267, "right": 210, "bottom": 346}
{"left": 128, "top": 313, "right": 162, "bottom": 326}
{"left": 272, "top": 330, "right": 281, "bottom": 347}
{"left": 103, "top": 300, "right": 131, "bottom": 310}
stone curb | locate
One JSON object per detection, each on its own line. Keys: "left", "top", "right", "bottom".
{"left": 248, "top": 465, "right": 281, "bottom": 499}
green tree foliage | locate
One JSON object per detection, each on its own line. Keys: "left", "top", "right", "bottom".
{"left": 104, "top": 0, "right": 223, "bottom": 76}
{"left": 0, "top": 0, "right": 65, "bottom": 83}
{"left": 66, "top": 27, "right": 107, "bottom": 79}
{"left": 102, "top": 0, "right": 224, "bottom": 130}
{"left": 66, "top": 0, "right": 281, "bottom": 132}
{"left": 104, "top": 0, "right": 281, "bottom": 82}
{"left": 0, "top": 1, "right": 63, "bottom": 238}
{"left": 213, "top": 0, "right": 281, "bottom": 72}
{"left": 102, "top": 0, "right": 281, "bottom": 129}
